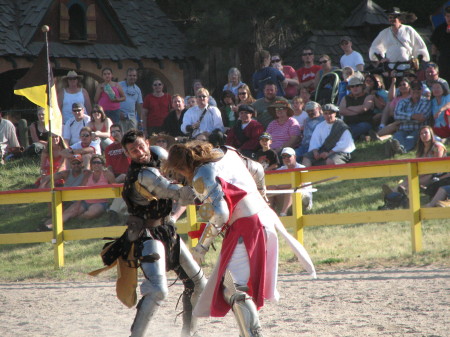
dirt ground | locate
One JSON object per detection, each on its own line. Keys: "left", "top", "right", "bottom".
{"left": 0, "top": 266, "right": 449, "bottom": 337}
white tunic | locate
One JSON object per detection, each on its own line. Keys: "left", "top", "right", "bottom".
{"left": 180, "top": 105, "right": 224, "bottom": 138}
{"left": 369, "top": 25, "right": 429, "bottom": 62}
{"left": 308, "top": 120, "right": 356, "bottom": 153}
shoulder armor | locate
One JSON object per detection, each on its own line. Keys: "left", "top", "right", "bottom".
{"left": 138, "top": 167, "right": 182, "bottom": 200}
{"left": 150, "top": 146, "right": 168, "bottom": 161}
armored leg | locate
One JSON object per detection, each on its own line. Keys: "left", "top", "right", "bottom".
{"left": 223, "top": 271, "right": 263, "bottom": 337}
{"left": 130, "top": 239, "right": 168, "bottom": 337}
{"left": 178, "top": 239, "right": 207, "bottom": 336}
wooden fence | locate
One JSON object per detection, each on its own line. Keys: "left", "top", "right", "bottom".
{"left": 0, "top": 157, "right": 449, "bottom": 268}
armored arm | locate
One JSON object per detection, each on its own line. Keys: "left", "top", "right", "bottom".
{"left": 137, "top": 168, "right": 195, "bottom": 205}
{"left": 191, "top": 164, "right": 230, "bottom": 263}
{"left": 239, "top": 155, "right": 268, "bottom": 201}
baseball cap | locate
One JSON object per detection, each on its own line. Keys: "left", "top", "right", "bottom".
{"left": 72, "top": 154, "right": 82, "bottom": 162}
{"left": 348, "top": 77, "right": 364, "bottom": 86}
{"left": 305, "top": 101, "right": 320, "bottom": 111}
{"left": 281, "top": 147, "right": 296, "bottom": 156}
{"left": 340, "top": 36, "right": 352, "bottom": 43}
{"left": 72, "top": 102, "right": 83, "bottom": 110}
{"left": 259, "top": 132, "right": 272, "bottom": 140}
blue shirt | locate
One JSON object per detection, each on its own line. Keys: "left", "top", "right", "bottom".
{"left": 119, "top": 80, "right": 143, "bottom": 120}
{"left": 394, "top": 97, "right": 431, "bottom": 132}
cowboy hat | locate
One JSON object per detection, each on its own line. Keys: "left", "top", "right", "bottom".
{"left": 62, "top": 70, "right": 83, "bottom": 80}
{"left": 149, "top": 133, "right": 176, "bottom": 148}
{"left": 268, "top": 100, "right": 294, "bottom": 117}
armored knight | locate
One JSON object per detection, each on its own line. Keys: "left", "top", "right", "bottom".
{"left": 120, "top": 129, "right": 206, "bottom": 337}
{"left": 165, "top": 142, "right": 316, "bottom": 337}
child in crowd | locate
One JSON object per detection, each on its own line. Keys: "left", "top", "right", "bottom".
{"left": 291, "top": 96, "right": 308, "bottom": 131}
{"left": 255, "top": 132, "right": 279, "bottom": 171}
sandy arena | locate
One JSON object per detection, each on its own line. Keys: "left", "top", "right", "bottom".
{"left": 0, "top": 267, "right": 448, "bottom": 337}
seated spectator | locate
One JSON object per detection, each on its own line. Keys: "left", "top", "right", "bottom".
{"left": 314, "top": 54, "right": 339, "bottom": 89}
{"left": 233, "top": 84, "right": 256, "bottom": 117}
{"left": 161, "top": 94, "right": 187, "bottom": 137}
{"left": 40, "top": 155, "right": 115, "bottom": 230}
{"left": 337, "top": 66, "right": 355, "bottom": 105}
{"left": 181, "top": 88, "right": 224, "bottom": 139}
{"left": 39, "top": 154, "right": 85, "bottom": 190}
{"left": 364, "top": 74, "right": 388, "bottom": 125}
{"left": 105, "top": 124, "right": 131, "bottom": 225}
{"left": 252, "top": 81, "right": 288, "bottom": 129}
{"left": 61, "top": 127, "right": 101, "bottom": 170}
{"left": 223, "top": 67, "right": 245, "bottom": 96}
{"left": 339, "top": 77, "right": 375, "bottom": 140}
{"left": 302, "top": 104, "right": 355, "bottom": 167}
{"left": 63, "top": 102, "right": 91, "bottom": 146}
{"left": 24, "top": 107, "right": 48, "bottom": 157}
{"left": 266, "top": 100, "right": 301, "bottom": 154}
{"left": 339, "top": 36, "right": 364, "bottom": 72}
{"left": 190, "top": 79, "right": 217, "bottom": 107}
{"left": 186, "top": 95, "right": 197, "bottom": 108}
{"left": 35, "top": 135, "right": 67, "bottom": 188}
{"left": 0, "top": 109, "right": 20, "bottom": 164}
{"left": 270, "top": 54, "right": 299, "bottom": 99}
{"left": 422, "top": 63, "right": 449, "bottom": 92}
{"left": 295, "top": 101, "right": 325, "bottom": 158}
{"left": 255, "top": 132, "right": 279, "bottom": 171}
{"left": 219, "top": 90, "right": 237, "bottom": 128}
{"left": 425, "top": 184, "right": 450, "bottom": 207}
{"left": 291, "top": 96, "right": 308, "bottom": 131}
{"left": 385, "top": 80, "right": 431, "bottom": 156}
{"left": 225, "top": 104, "right": 264, "bottom": 158}
{"left": 296, "top": 47, "right": 321, "bottom": 93}
{"left": 87, "top": 104, "right": 113, "bottom": 151}
{"left": 431, "top": 81, "right": 450, "bottom": 138}
{"left": 149, "top": 133, "right": 176, "bottom": 151}
{"left": 268, "top": 147, "right": 313, "bottom": 216}
{"left": 252, "top": 50, "right": 287, "bottom": 98}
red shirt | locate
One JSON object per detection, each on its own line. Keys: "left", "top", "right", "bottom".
{"left": 105, "top": 142, "right": 130, "bottom": 175}
{"left": 296, "top": 65, "right": 321, "bottom": 85}
{"left": 143, "top": 93, "right": 172, "bottom": 127}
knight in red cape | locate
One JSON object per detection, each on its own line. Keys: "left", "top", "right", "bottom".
{"left": 165, "top": 141, "right": 316, "bottom": 337}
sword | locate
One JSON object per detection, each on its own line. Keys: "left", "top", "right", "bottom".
{"left": 293, "top": 176, "right": 338, "bottom": 192}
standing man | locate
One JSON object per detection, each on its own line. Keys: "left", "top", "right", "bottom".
{"left": 296, "top": 48, "right": 321, "bottom": 93}
{"left": 118, "top": 129, "right": 206, "bottom": 337}
{"left": 369, "top": 8, "right": 429, "bottom": 67}
{"left": 63, "top": 103, "right": 90, "bottom": 146}
{"left": 252, "top": 81, "right": 288, "bottom": 129}
{"left": 302, "top": 104, "right": 355, "bottom": 167}
{"left": 181, "top": 88, "right": 224, "bottom": 139}
{"left": 430, "top": 5, "right": 450, "bottom": 83}
{"left": 339, "top": 36, "right": 364, "bottom": 72}
{"left": 119, "top": 68, "right": 143, "bottom": 133}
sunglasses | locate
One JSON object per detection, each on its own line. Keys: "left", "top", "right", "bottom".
{"left": 281, "top": 154, "right": 292, "bottom": 158}
{"left": 68, "top": 78, "right": 78, "bottom": 81}
{"left": 92, "top": 110, "right": 101, "bottom": 113}
{"left": 153, "top": 83, "right": 162, "bottom": 86}
{"left": 92, "top": 161, "right": 103, "bottom": 165}
{"left": 260, "top": 138, "right": 270, "bottom": 142}
{"left": 319, "top": 60, "right": 329, "bottom": 64}
{"left": 238, "top": 92, "right": 247, "bottom": 96}
{"left": 80, "top": 133, "right": 91, "bottom": 137}
{"left": 340, "top": 41, "right": 349, "bottom": 45}
{"left": 71, "top": 161, "right": 82, "bottom": 165}
{"left": 302, "top": 52, "right": 313, "bottom": 56}
{"left": 271, "top": 59, "right": 281, "bottom": 63}
{"left": 323, "top": 111, "right": 335, "bottom": 115}
{"left": 72, "top": 109, "right": 82, "bottom": 112}
{"left": 197, "top": 95, "right": 207, "bottom": 99}
{"left": 348, "top": 85, "right": 361, "bottom": 89}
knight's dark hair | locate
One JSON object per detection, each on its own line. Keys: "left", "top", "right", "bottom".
{"left": 121, "top": 128, "right": 145, "bottom": 148}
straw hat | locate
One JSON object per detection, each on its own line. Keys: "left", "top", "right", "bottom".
{"left": 62, "top": 70, "right": 83, "bottom": 80}
{"left": 268, "top": 100, "right": 294, "bottom": 117}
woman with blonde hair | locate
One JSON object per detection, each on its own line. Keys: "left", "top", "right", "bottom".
{"left": 164, "top": 141, "right": 315, "bottom": 337}
{"left": 223, "top": 67, "right": 245, "bottom": 96}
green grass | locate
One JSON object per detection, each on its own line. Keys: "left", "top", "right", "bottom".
{"left": 0, "top": 142, "right": 449, "bottom": 282}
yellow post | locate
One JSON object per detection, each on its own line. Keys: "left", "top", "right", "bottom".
{"left": 407, "top": 162, "right": 422, "bottom": 253}
{"left": 52, "top": 190, "right": 65, "bottom": 268}
{"left": 291, "top": 171, "right": 304, "bottom": 244}
{"left": 186, "top": 205, "right": 198, "bottom": 248}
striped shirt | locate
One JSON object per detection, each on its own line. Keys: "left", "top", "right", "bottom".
{"left": 266, "top": 117, "right": 301, "bottom": 149}
{"left": 394, "top": 97, "right": 431, "bottom": 132}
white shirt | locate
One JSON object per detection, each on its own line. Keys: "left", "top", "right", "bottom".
{"left": 369, "top": 25, "right": 430, "bottom": 62}
{"left": 0, "top": 118, "right": 20, "bottom": 153}
{"left": 63, "top": 115, "right": 91, "bottom": 145}
{"left": 340, "top": 51, "right": 364, "bottom": 70}
{"left": 308, "top": 120, "right": 355, "bottom": 153}
{"left": 70, "top": 140, "right": 101, "bottom": 155}
{"left": 181, "top": 105, "right": 224, "bottom": 137}
{"left": 293, "top": 111, "right": 308, "bottom": 129}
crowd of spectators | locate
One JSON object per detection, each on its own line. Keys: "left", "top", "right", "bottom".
{"left": 2, "top": 6, "right": 450, "bottom": 221}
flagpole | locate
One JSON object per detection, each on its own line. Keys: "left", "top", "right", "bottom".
{"left": 42, "top": 25, "right": 55, "bottom": 190}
